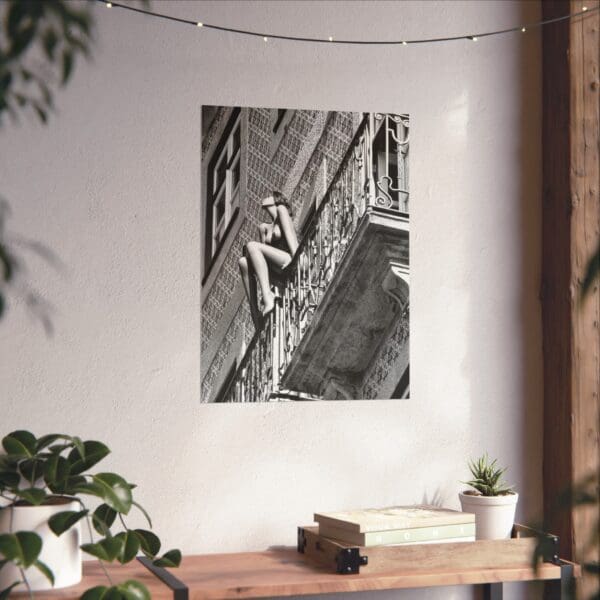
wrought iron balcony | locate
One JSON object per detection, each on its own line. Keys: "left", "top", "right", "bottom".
{"left": 222, "top": 113, "right": 409, "bottom": 402}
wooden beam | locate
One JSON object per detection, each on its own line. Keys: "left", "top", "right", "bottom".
{"left": 542, "top": 1, "right": 600, "bottom": 598}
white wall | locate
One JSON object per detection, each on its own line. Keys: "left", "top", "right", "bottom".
{"left": 0, "top": 1, "right": 542, "bottom": 598}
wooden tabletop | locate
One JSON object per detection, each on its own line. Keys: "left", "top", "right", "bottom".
{"left": 21, "top": 548, "right": 578, "bottom": 599}
{"left": 172, "top": 548, "right": 572, "bottom": 599}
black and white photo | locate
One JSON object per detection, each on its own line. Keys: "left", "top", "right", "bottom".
{"left": 201, "top": 107, "right": 410, "bottom": 402}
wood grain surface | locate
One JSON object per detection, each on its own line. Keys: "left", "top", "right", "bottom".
{"left": 542, "top": 2, "right": 600, "bottom": 598}
{"left": 17, "top": 548, "right": 580, "bottom": 600}
{"left": 170, "top": 549, "right": 574, "bottom": 600}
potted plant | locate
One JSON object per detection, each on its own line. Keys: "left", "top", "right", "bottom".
{"left": 459, "top": 453, "right": 518, "bottom": 540}
{"left": 0, "top": 430, "right": 181, "bottom": 598}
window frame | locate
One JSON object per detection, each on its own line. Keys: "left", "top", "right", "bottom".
{"left": 203, "top": 108, "right": 242, "bottom": 279}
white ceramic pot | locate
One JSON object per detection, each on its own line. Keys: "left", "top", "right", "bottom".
{"left": 459, "top": 491, "right": 519, "bottom": 540}
{"left": 0, "top": 497, "right": 82, "bottom": 591}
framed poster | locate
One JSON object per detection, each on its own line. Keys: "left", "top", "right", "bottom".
{"left": 201, "top": 106, "right": 409, "bottom": 402}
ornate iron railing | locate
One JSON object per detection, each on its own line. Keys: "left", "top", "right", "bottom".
{"left": 221, "top": 113, "right": 409, "bottom": 402}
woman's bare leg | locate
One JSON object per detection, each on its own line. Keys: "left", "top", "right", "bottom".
{"left": 238, "top": 255, "right": 260, "bottom": 327}
{"left": 276, "top": 205, "right": 299, "bottom": 258}
{"left": 245, "top": 241, "right": 291, "bottom": 316}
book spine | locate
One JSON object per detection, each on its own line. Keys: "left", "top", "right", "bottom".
{"left": 319, "top": 523, "right": 476, "bottom": 546}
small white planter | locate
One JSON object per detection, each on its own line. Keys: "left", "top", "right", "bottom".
{"left": 459, "top": 491, "right": 519, "bottom": 540}
{"left": 0, "top": 498, "right": 82, "bottom": 591}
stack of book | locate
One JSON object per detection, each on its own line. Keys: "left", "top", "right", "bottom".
{"left": 314, "top": 505, "right": 476, "bottom": 547}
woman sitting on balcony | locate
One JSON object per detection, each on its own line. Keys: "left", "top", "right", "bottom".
{"left": 238, "top": 191, "right": 299, "bottom": 328}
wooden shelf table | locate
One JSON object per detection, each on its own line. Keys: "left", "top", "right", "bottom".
{"left": 27, "top": 547, "right": 579, "bottom": 600}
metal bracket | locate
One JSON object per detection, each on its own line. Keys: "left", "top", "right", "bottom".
{"left": 336, "top": 547, "right": 368, "bottom": 574}
{"left": 513, "top": 523, "right": 560, "bottom": 564}
{"left": 297, "top": 527, "right": 307, "bottom": 553}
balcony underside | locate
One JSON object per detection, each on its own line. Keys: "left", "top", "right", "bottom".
{"left": 281, "top": 208, "right": 409, "bottom": 399}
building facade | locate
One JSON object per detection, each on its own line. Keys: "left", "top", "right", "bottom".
{"left": 201, "top": 106, "right": 409, "bottom": 402}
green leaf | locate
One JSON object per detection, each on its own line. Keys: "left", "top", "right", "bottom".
{"left": 47, "top": 442, "right": 72, "bottom": 454}
{"left": 153, "top": 549, "right": 182, "bottom": 568}
{"left": 0, "top": 470, "right": 20, "bottom": 489}
{"left": 117, "top": 580, "right": 150, "bottom": 600}
{"left": 19, "top": 458, "right": 44, "bottom": 484}
{"left": 81, "top": 537, "right": 124, "bottom": 562}
{"left": 80, "top": 581, "right": 150, "bottom": 600}
{"left": 582, "top": 244, "right": 599, "bottom": 298}
{"left": 0, "top": 582, "right": 21, "bottom": 600}
{"left": 71, "top": 436, "right": 85, "bottom": 460}
{"left": 133, "top": 529, "right": 160, "bottom": 558}
{"left": 0, "top": 71, "right": 13, "bottom": 95}
{"left": 0, "top": 456, "right": 17, "bottom": 471}
{"left": 72, "top": 481, "right": 105, "bottom": 499}
{"left": 14, "top": 487, "right": 47, "bottom": 505}
{"left": 32, "top": 103, "right": 47, "bottom": 124}
{"left": 36, "top": 434, "right": 70, "bottom": 452}
{"left": 2, "top": 430, "right": 36, "bottom": 457}
{"left": 44, "top": 454, "right": 71, "bottom": 492}
{"left": 584, "top": 562, "right": 600, "bottom": 575}
{"left": 42, "top": 28, "right": 59, "bottom": 61}
{"left": 61, "top": 49, "right": 74, "bottom": 85}
{"left": 92, "top": 504, "right": 117, "bottom": 536}
{"left": 63, "top": 474, "right": 87, "bottom": 494}
{"left": 0, "top": 532, "right": 42, "bottom": 567}
{"left": 91, "top": 473, "right": 132, "bottom": 514}
{"left": 80, "top": 585, "right": 111, "bottom": 600}
{"left": 8, "top": 24, "right": 37, "bottom": 60}
{"left": 33, "top": 559, "right": 55, "bottom": 585}
{"left": 68, "top": 440, "right": 110, "bottom": 475}
{"left": 48, "top": 509, "right": 88, "bottom": 536}
{"left": 132, "top": 501, "right": 152, "bottom": 529}
{"left": 114, "top": 531, "right": 140, "bottom": 564}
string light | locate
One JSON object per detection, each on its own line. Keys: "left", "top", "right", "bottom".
{"left": 97, "top": 0, "right": 598, "bottom": 46}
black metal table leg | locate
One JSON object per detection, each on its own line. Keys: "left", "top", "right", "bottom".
{"left": 483, "top": 582, "right": 503, "bottom": 600}
{"left": 137, "top": 556, "right": 189, "bottom": 600}
{"left": 546, "top": 561, "right": 575, "bottom": 600}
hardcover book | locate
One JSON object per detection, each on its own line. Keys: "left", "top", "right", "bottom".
{"left": 318, "top": 521, "right": 476, "bottom": 546}
{"left": 314, "top": 505, "right": 475, "bottom": 533}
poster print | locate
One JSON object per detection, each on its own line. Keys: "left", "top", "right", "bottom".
{"left": 201, "top": 106, "right": 409, "bottom": 402}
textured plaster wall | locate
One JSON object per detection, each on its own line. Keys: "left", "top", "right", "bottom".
{"left": 0, "top": 1, "right": 542, "bottom": 598}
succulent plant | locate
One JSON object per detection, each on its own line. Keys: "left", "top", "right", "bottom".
{"left": 464, "top": 453, "right": 515, "bottom": 497}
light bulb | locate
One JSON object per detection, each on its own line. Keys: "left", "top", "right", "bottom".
{"left": 263, "top": 36, "right": 268, "bottom": 42}
{"left": 328, "top": 36, "right": 333, "bottom": 42}
{"left": 197, "top": 22, "right": 203, "bottom": 27}
{"left": 521, "top": 27, "right": 526, "bottom": 32}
